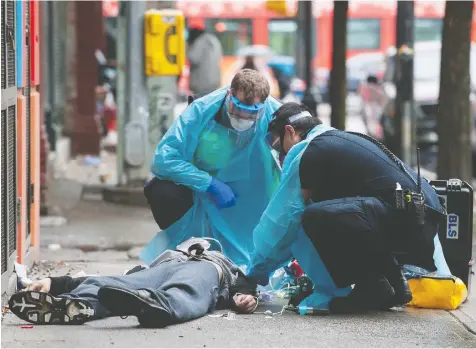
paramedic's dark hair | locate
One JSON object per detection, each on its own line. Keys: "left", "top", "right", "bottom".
{"left": 272, "top": 102, "right": 322, "bottom": 132}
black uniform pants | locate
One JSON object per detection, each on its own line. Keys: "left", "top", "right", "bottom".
{"left": 144, "top": 177, "right": 194, "bottom": 230}
{"left": 302, "top": 196, "right": 437, "bottom": 288}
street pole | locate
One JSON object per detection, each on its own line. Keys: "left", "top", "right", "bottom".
{"left": 119, "top": 1, "right": 149, "bottom": 186}
{"left": 104, "top": 3, "right": 184, "bottom": 206}
{"left": 104, "top": 1, "right": 150, "bottom": 205}
{"left": 394, "top": 0, "right": 415, "bottom": 166}
{"left": 299, "top": 0, "right": 318, "bottom": 115}
{"left": 115, "top": 1, "right": 127, "bottom": 186}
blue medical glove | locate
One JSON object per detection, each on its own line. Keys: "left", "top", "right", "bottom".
{"left": 207, "top": 178, "right": 237, "bottom": 209}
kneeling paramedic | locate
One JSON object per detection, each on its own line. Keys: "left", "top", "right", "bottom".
{"left": 247, "top": 102, "right": 451, "bottom": 313}
{"left": 9, "top": 238, "right": 257, "bottom": 327}
{"left": 142, "top": 70, "right": 282, "bottom": 268}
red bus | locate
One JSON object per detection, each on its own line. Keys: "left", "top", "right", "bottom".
{"left": 103, "top": 0, "right": 476, "bottom": 95}
{"left": 179, "top": 0, "right": 476, "bottom": 66}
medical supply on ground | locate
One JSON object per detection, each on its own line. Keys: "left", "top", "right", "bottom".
{"left": 407, "top": 274, "right": 468, "bottom": 310}
{"left": 296, "top": 306, "right": 330, "bottom": 316}
{"left": 288, "top": 276, "right": 314, "bottom": 307}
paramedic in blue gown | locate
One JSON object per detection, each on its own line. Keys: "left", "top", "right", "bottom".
{"left": 141, "top": 69, "right": 282, "bottom": 269}
{"left": 247, "top": 102, "right": 451, "bottom": 313}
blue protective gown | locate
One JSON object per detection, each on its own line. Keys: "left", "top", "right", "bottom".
{"left": 247, "top": 125, "right": 452, "bottom": 309}
{"left": 140, "top": 87, "right": 282, "bottom": 268}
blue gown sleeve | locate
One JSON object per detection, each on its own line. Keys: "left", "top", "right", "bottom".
{"left": 247, "top": 149, "right": 306, "bottom": 285}
{"left": 151, "top": 102, "right": 214, "bottom": 193}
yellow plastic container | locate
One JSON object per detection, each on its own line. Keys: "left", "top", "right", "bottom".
{"left": 408, "top": 275, "right": 468, "bottom": 310}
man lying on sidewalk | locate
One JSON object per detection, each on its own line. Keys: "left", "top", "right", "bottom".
{"left": 8, "top": 238, "right": 257, "bottom": 328}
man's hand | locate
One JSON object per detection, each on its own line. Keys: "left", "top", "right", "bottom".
{"left": 232, "top": 294, "right": 257, "bottom": 314}
{"left": 24, "top": 278, "right": 52, "bottom": 292}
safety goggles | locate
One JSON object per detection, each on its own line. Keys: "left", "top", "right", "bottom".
{"left": 225, "top": 93, "right": 266, "bottom": 122}
{"left": 265, "top": 111, "right": 313, "bottom": 152}
{"left": 265, "top": 131, "right": 281, "bottom": 152}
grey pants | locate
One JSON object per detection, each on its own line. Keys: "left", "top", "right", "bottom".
{"left": 62, "top": 259, "right": 221, "bottom": 324}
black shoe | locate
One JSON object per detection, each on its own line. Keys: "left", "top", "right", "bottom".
{"left": 97, "top": 286, "right": 172, "bottom": 328}
{"left": 329, "top": 276, "right": 396, "bottom": 314}
{"left": 8, "top": 291, "right": 94, "bottom": 325}
{"left": 383, "top": 265, "right": 413, "bottom": 308}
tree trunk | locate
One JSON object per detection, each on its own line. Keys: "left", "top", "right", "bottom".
{"left": 71, "top": 0, "right": 103, "bottom": 156}
{"left": 329, "top": 1, "right": 348, "bottom": 130}
{"left": 437, "top": 1, "right": 473, "bottom": 182}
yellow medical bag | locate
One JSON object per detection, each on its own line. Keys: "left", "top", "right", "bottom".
{"left": 407, "top": 275, "right": 468, "bottom": 310}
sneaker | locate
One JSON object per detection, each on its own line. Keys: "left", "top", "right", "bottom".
{"left": 98, "top": 286, "right": 172, "bottom": 328}
{"left": 8, "top": 291, "right": 94, "bottom": 325}
{"left": 329, "top": 276, "right": 396, "bottom": 314}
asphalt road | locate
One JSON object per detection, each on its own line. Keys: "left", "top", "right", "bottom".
{"left": 2, "top": 298, "right": 476, "bottom": 348}
{"left": 1, "top": 197, "right": 475, "bottom": 348}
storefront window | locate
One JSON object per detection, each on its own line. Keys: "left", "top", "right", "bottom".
{"left": 347, "top": 19, "right": 381, "bottom": 50}
{"left": 268, "top": 20, "right": 297, "bottom": 56}
{"left": 206, "top": 19, "right": 253, "bottom": 56}
{"left": 415, "top": 19, "right": 443, "bottom": 42}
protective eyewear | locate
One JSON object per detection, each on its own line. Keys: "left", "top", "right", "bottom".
{"left": 225, "top": 93, "right": 266, "bottom": 121}
{"left": 265, "top": 110, "right": 314, "bottom": 152}
{"left": 265, "top": 131, "right": 281, "bottom": 152}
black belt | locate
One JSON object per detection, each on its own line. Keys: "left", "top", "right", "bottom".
{"left": 377, "top": 189, "right": 447, "bottom": 225}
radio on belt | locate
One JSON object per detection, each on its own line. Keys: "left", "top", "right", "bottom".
{"left": 430, "top": 178, "right": 474, "bottom": 293}
{"left": 394, "top": 148, "right": 426, "bottom": 227}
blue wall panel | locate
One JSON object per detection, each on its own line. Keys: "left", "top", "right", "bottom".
{"left": 16, "top": 0, "right": 23, "bottom": 87}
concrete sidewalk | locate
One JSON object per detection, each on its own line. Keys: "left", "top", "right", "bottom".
{"left": 1, "top": 184, "right": 476, "bottom": 347}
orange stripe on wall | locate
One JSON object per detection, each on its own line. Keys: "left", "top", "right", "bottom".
{"left": 16, "top": 93, "right": 27, "bottom": 263}
{"left": 30, "top": 91, "right": 41, "bottom": 262}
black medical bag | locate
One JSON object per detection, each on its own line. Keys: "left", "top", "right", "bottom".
{"left": 430, "top": 179, "right": 474, "bottom": 293}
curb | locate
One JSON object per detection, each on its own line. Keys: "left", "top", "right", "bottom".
{"left": 1, "top": 273, "right": 18, "bottom": 307}
{"left": 102, "top": 186, "right": 148, "bottom": 207}
{"left": 450, "top": 307, "right": 476, "bottom": 335}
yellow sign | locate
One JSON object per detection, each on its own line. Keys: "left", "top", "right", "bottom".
{"left": 144, "top": 9, "right": 186, "bottom": 76}
{"left": 266, "top": 0, "right": 290, "bottom": 16}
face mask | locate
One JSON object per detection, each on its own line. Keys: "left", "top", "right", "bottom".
{"left": 229, "top": 115, "right": 256, "bottom": 132}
